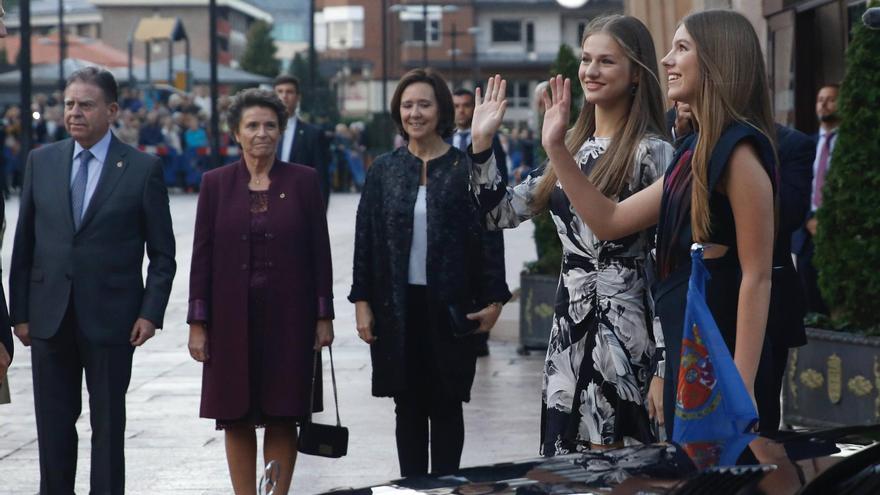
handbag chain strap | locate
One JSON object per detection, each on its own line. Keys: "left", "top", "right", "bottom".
{"left": 307, "top": 346, "right": 342, "bottom": 427}
{"left": 328, "top": 346, "right": 341, "bottom": 427}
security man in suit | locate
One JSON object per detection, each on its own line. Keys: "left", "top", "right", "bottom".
{"left": 10, "top": 67, "right": 176, "bottom": 494}
{"left": 273, "top": 74, "right": 331, "bottom": 209}
{"left": 451, "top": 88, "right": 510, "bottom": 357}
{"left": 792, "top": 84, "right": 840, "bottom": 315}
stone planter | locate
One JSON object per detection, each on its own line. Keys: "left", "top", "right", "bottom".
{"left": 518, "top": 272, "right": 558, "bottom": 352}
{"left": 783, "top": 328, "right": 880, "bottom": 427}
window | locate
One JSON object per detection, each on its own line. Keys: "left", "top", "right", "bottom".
{"left": 401, "top": 18, "right": 440, "bottom": 44}
{"left": 506, "top": 81, "right": 531, "bottom": 108}
{"left": 397, "top": 5, "right": 443, "bottom": 46}
{"left": 328, "top": 21, "right": 364, "bottom": 49}
{"left": 577, "top": 22, "right": 587, "bottom": 45}
{"left": 316, "top": 6, "right": 365, "bottom": 50}
{"left": 492, "top": 20, "right": 522, "bottom": 43}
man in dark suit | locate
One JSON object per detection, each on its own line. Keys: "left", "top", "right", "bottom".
{"left": 9, "top": 67, "right": 176, "bottom": 494}
{"left": 792, "top": 84, "right": 840, "bottom": 315}
{"left": 452, "top": 88, "right": 508, "bottom": 171}
{"left": 273, "top": 75, "right": 331, "bottom": 209}
{"left": 451, "top": 88, "right": 510, "bottom": 357}
{"left": 669, "top": 105, "right": 814, "bottom": 432}
{"left": 759, "top": 124, "right": 814, "bottom": 431}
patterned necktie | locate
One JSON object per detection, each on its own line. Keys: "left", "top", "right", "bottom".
{"left": 71, "top": 149, "right": 93, "bottom": 229}
{"left": 813, "top": 131, "right": 836, "bottom": 209}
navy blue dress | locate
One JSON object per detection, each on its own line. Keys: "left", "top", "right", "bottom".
{"left": 653, "top": 122, "right": 778, "bottom": 438}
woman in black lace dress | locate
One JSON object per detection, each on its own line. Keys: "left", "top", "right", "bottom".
{"left": 350, "top": 69, "right": 511, "bottom": 476}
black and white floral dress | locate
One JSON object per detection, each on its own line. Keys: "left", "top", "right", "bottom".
{"left": 471, "top": 136, "right": 674, "bottom": 453}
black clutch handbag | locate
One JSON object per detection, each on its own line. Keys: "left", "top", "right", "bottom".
{"left": 446, "top": 300, "right": 481, "bottom": 338}
{"left": 298, "top": 346, "right": 348, "bottom": 458}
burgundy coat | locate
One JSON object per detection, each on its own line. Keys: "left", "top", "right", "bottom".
{"left": 188, "top": 159, "right": 333, "bottom": 419}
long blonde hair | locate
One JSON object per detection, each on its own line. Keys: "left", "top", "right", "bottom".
{"left": 533, "top": 15, "right": 667, "bottom": 210}
{"left": 682, "top": 10, "right": 777, "bottom": 241}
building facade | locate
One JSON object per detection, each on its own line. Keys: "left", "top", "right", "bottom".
{"left": 90, "top": 0, "right": 272, "bottom": 67}
{"left": 315, "top": 0, "right": 623, "bottom": 122}
{"left": 5, "top": 0, "right": 103, "bottom": 39}
{"left": 764, "top": 0, "right": 869, "bottom": 132}
{"left": 626, "top": 0, "right": 870, "bottom": 132}
{"left": 251, "top": 0, "right": 312, "bottom": 62}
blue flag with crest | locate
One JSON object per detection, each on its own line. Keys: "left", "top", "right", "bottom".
{"left": 672, "top": 244, "right": 758, "bottom": 469}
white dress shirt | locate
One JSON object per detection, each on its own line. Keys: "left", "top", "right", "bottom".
{"left": 408, "top": 186, "right": 428, "bottom": 285}
{"left": 453, "top": 128, "right": 472, "bottom": 151}
{"left": 280, "top": 117, "right": 298, "bottom": 162}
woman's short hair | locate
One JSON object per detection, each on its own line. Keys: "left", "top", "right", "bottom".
{"left": 226, "top": 88, "right": 288, "bottom": 134}
{"left": 390, "top": 69, "right": 455, "bottom": 141}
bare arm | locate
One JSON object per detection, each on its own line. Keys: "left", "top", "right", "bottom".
{"left": 542, "top": 76, "right": 663, "bottom": 240}
{"left": 725, "top": 143, "right": 775, "bottom": 395}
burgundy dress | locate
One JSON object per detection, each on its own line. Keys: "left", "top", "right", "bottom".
{"left": 215, "top": 191, "right": 300, "bottom": 429}
{"left": 188, "top": 160, "right": 333, "bottom": 424}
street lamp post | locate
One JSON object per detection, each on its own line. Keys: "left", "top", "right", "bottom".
{"left": 389, "top": 2, "right": 458, "bottom": 69}
{"left": 468, "top": 26, "right": 481, "bottom": 88}
{"left": 448, "top": 24, "right": 458, "bottom": 88}
{"left": 20, "top": 0, "right": 33, "bottom": 167}
{"left": 208, "top": 0, "right": 221, "bottom": 169}
{"left": 58, "top": 0, "right": 67, "bottom": 91}
{"left": 381, "top": 0, "right": 389, "bottom": 115}
{"left": 421, "top": 3, "right": 428, "bottom": 67}
{"left": 556, "top": 0, "right": 590, "bottom": 7}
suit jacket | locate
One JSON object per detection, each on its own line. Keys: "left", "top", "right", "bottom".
{"left": 9, "top": 135, "right": 176, "bottom": 344}
{"left": 768, "top": 124, "right": 814, "bottom": 349}
{"left": 450, "top": 131, "right": 508, "bottom": 181}
{"left": 283, "top": 118, "right": 329, "bottom": 206}
{"left": 187, "top": 160, "right": 333, "bottom": 419}
{"left": 349, "top": 146, "right": 511, "bottom": 402}
{"left": 791, "top": 132, "right": 821, "bottom": 255}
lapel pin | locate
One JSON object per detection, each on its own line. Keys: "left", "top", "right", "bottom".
{"left": 116, "top": 161, "right": 123, "bottom": 168}
{"left": 280, "top": 193, "right": 286, "bottom": 199}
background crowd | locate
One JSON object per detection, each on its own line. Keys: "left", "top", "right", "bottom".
{"left": 0, "top": 87, "right": 542, "bottom": 198}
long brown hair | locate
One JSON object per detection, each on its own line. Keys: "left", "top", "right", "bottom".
{"left": 533, "top": 15, "right": 667, "bottom": 210}
{"left": 682, "top": 10, "right": 777, "bottom": 241}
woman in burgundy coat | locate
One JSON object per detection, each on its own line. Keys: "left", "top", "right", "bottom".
{"left": 187, "top": 88, "right": 334, "bottom": 494}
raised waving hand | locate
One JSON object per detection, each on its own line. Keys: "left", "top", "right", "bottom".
{"left": 471, "top": 74, "right": 508, "bottom": 154}
{"left": 541, "top": 75, "right": 571, "bottom": 151}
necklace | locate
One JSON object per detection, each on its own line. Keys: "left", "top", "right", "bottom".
{"left": 254, "top": 177, "right": 263, "bottom": 185}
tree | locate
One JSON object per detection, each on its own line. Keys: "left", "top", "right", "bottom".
{"left": 814, "top": 11, "right": 880, "bottom": 330}
{"left": 549, "top": 43, "right": 583, "bottom": 126}
{"left": 286, "top": 52, "right": 339, "bottom": 122}
{"left": 526, "top": 45, "right": 584, "bottom": 276}
{"left": 239, "top": 21, "right": 280, "bottom": 78}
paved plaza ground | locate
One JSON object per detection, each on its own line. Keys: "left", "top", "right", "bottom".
{"left": 0, "top": 192, "right": 545, "bottom": 494}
